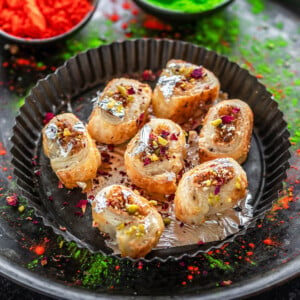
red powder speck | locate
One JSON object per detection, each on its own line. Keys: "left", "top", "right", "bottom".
{"left": 115, "top": 265, "right": 120, "bottom": 270}
{"left": 181, "top": 281, "right": 187, "bottom": 286}
{"left": 131, "top": 9, "right": 139, "bottom": 15}
{"left": 109, "top": 14, "right": 120, "bottom": 22}
{"left": 272, "top": 196, "right": 294, "bottom": 212}
{"left": 246, "top": 251, "right": 253, "bottom": 256}
{"left": 122, "top": 2, "right": 131, "bottom": 9}
{"left": 187, "top": 275, "right": 193, "bottom": 280}
{"left": 7, "top": 175, "right": 12, "bottom": 180}
{"left": 263, "top": 238, "right": 277, "bottom": 246}
{"left": 34, "top": 245, "right": 45, "bottom": 256}
{"left": 256, "top": 74, "right": 264, "bottom": 79}
{"left": 0, "top": 143, "right": 7, "bottom": 155}
{"left": 248, "top": 243, "right": 255, "bottom": 249}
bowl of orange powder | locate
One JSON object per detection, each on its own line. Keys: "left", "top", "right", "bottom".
{"left": 0, "top": 0, "right": 99, "bottom": 44}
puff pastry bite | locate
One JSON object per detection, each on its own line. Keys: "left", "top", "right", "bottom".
{"left": 152, "top": 59, "right": 220, "bottom": 124}
{"left": 198, "top": 99, "right": 253, "bottom": 164}
{"left": 42, "top": 113, "right": 101, "bottom": 190}
{"left": 87, "top": 78, "right": 152, "bottom": 145}
{"left": 174, "top": 157, "right": 247, "bottom": 225}
{"left": 124, "top": 118, "right": 186, "bottom": 194}
{"left": 92, "top": 184, "right": 164, "bottom": 258}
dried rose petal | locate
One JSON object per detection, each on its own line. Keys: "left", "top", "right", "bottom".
{"left": 161, "top": 130, "right": 170, "bottom": 139}
{"left": 143, "top": 157, "right": 151, "bottom": 166}
{"left": 232, "top": 107, "right": 240, "bottom": 114}
{"left": 214, "top": 185, "right": 221, "bottom": 195}
{"left": 76, "top": 199, "right": 88, "bottom": 214}
{"left": 6, "top": 194, "right": 18, "bottom": 206}
{"left": 43, "top": 112, "right": 55, "bottom": 124}
{"left": 142, "top": 70, "right": 156, "bottom": 81}
{"left": 127, "top": 87, "right": 135, "bottom": 95}
{"left": 170, "top": 133, "right": 178, "bottom": 141}
{"left": 191, "top": 67, "right": 203, "bottom": 79}
{"left": 221, "top": 115, "right": 235, "bottom": 124}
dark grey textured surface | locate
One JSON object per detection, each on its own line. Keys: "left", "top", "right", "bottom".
{"left": 1, "top": 273, "right": 300, "bottom": 299}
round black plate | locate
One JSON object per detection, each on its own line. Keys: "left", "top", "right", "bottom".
{"left": 11, "top": 39, "right": 290, "bottom": 261}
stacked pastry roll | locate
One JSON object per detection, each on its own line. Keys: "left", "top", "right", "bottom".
{"left": 198, "top": 99, "right": 253, "bottom": 164}
{"left": 91, "top": 185, "right": 164, "bottom": 258}
{"left": 124, "top": 118, "right": 187, "bottom": 194}
{"left": 42, "top": 113, "right": 101, "bottom": 190}
{"left": 88, "top": 78, "right": 152, "bottom": 144}
{"left": 174, "top": 158, "right": 248, "bottom": 225}
{"left": 152, "top": 59, "right": 220, "bottom": 124}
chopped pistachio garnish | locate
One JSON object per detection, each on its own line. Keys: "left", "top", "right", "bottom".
{"left": 148, "top": 200, "right": 158, "bottom": 206}
{"left": 138, "top": 224, "right": 145, "bottom": 233}
{"left": 149, "top": 153, "right": 159, "bottom": 161}
{"left": 117, "top": 85, "right": 128, "bottom": 97}
{"left": 235, "top": 177, "right": 241, "bottom": 190}
{"left": 205, "top": 179, "right": 212, "bottom": 186}
{"left": 63, "top": 128, "right": 72, "bottom": 136}
{"left": 127, "top": 95, "right": 134, "bottom": 102}
{"left": 208, "top": 193, "right": 220, "bottom": 206}
{"left": 117, "top": 223, "right": 125, "bottom": 230}
{"left": 157, "top": 136, "right": 168, "bottom": 146}
{"left": 211, "top": 118, "right": 222, "bottom": 127}
{"left": 152, "top": 140, "right": 158, "bottom": 147}
{"left": 126, "top": 204, "right": 139, "bottom": 214}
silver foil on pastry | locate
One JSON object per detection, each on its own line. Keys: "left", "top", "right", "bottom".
{"left": 45, "top": 123, "right": 58, "bottom": 140}
{"left": 157, "top": 75, "right": 183, "bottom": 100}
{"left": 132, "top": 124, "right": 152, "bottom": 156}
{"left": 98, "top": 98, "right": 125, "bottom": 119}
{"left": 73, "top": 122, "right": 86, "bottom": 132}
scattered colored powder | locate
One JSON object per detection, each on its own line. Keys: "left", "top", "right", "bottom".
{"left": 271, "top": 196, "right": 294, "bottom": 212}
{"left": 204, "top": 254, "right": 233, "bottom": 271}
{"left": 263, "top": 238, "right": 278, "bottom": 246}
{"left": 246, "top": 0, "right": 265, "bottom": 14}
{"left": 0, "top": 0, "right": 93, "bottom": 39}
{"left": 143, "top": 0, "right": 228, "bottom": 13}
{"left": 34, "top": 245, "right": 45, "bottom": 256}
{"left": 0, "top": 142, "right": 7, "bottom": 155}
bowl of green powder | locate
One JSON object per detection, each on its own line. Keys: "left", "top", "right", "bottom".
{"left": 132, "top": 0, "right": 235, "bottom": 22}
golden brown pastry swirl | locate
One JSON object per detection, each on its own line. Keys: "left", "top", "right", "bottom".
{"left": 124, "top": 118, "right": 187, "bottom": 194}
{"left": 42, "top": 113, "right": 101, "bottom": 190}
{"left": 87, "top": 78, "right": 152, "bottom": 145}
{"left": 92, "top": 184, "right": 164, "bottom": 258}
{"left": 152, "top": 59, "right": 220, "bottom": 124}
{"left": 175, "top": 157, "right": 248, "bottom": 225}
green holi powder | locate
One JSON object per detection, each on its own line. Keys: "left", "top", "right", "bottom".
{"left": 204, "top": 254, "right": 233, "bottom": 271}
{"left": 27, "top": 258, "right": 39, "bottom": 270}
{"left": 246, "top": 0, "right": 265, "bottom": 14}
{"left": 82, "top": 254, "right": 112, "bottom": 287}
{"left": 144, "top": 0, "right": 228, "bottom": 13}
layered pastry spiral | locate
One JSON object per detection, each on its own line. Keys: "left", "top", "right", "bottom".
{"left": 42, "top": 113, "right": 101, "bottom": 190}
{"left": 124, "top": 118, "right": 186, "bottom": 194}
{"left": 152, "top": 59, "right": 220, "bottom": 124}
{"left": 198, "top": 99, "right": 253, "bottom": 164}
{"left": 91, "top": 184, "right": 164, "bottom": 258}
{"left": 174, "top": 158, "right": 248, "bottom": 225}
{"left": 87, "top": 78, "right": 152, "bottom": 145}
